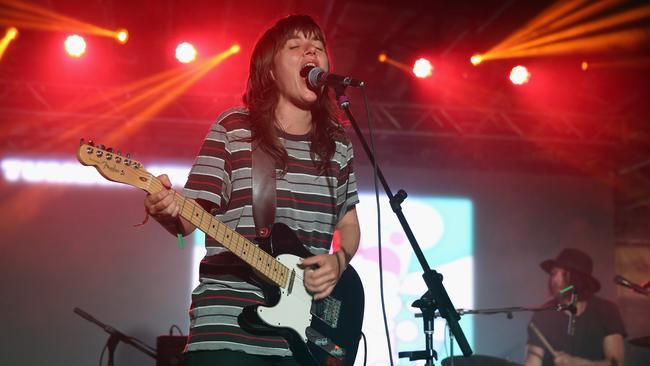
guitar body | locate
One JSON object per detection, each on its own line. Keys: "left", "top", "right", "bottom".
{"left": 239, "top": 223, "right": 365, "bottom": 366}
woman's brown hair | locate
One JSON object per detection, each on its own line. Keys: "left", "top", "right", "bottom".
{"left": 243, "top": 14, "right": 343, "bottom": 174}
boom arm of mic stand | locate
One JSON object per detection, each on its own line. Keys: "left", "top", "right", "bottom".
{"left": 73, "top": 307, "right": 158, "bottom": 360}
{"left": 336, "top": 88, "right": 472, "bottom": 357}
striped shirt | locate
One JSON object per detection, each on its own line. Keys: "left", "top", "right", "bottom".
{"left": 182, "top": 107, "right": 359, "bottom": 356}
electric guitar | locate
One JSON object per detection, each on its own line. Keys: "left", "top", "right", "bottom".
{"left": 77, "top": 141, "right": 364, "bottom": 366}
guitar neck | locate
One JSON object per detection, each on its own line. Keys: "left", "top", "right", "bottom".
{"left": 142, "top": 172, "right": 289, "bottom": 288}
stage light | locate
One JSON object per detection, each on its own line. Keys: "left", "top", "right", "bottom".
{"left": 175, "top": 42, "right": 197, "bottom": 63}
{"left": 64, "top": 34, "right": 86, "bottom": 58}
{"left": 413, "top": 58, "right": 433, "bottom": 78}
{"left": 477, "top": 2, "right": 650, "bottom": 63}
{"left": 509, "top": 65, "right": 530, "bottom": 85}
{"left": 581, "top": 61, "right": 588, "bottom": 71}
{"left": 6, "top": 27, "right": 18, "bottom": 40}
{"left": 378, "top": 52, "right": 387, "bottom": 63}
{"left": 0, "top": 27, "right": 19, "bottom": 60}
{"left": 229, "top": 44, "right": 241, "bottom": 53}
{"left": 116, "top": 29, "right": 128, "bottom": 44}
{"left": 470, "top": 54, "right": 483, "bottom": 66}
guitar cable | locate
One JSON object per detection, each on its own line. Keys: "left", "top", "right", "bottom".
{"left": 361, "top": 86, "right": 395, "bottom": 366}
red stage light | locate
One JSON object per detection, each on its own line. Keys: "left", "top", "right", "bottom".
{"left": 64, "top": 34, "right": 86, "bottom": 58}
{"left": 175, "top": 42, "right": 197, "bottom": 63}
{"left": 413, "top": 58, "right": 433, "bottom": 78}
{"left": 470, "top": 54, "right": 483, "bottom": 66}
{"left": 509, "top": 65, "right": 530, "bottom": 85}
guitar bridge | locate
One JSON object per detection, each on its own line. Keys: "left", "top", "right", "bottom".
{"left": 311, "top": 296, "right": 342, "bottom": 328}
{"left": 306, "top": 327, "right": 345, "bottom": 359}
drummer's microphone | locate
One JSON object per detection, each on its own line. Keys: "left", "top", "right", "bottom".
{"left": 567, "top": 289, "right": 578, "bottom": 336}
{"left": 614, "top": 275, "right": 650, "bottom": 296}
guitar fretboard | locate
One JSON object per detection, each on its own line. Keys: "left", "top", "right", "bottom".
{"left": 144, "top": 172, "right": 290, "bottom": 288}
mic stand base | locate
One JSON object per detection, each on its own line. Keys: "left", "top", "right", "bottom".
{"left": 107, "top": 333, "right": 120, "bottom": 366}
{"left": 398, "top": 292, "right": 438, "bottom": 366}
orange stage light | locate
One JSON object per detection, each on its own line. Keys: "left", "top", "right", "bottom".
{"left": 115, "top": 29, "right": 128, "bottom": 44}
{"left": 0, "top": 27, "right": 19, "bottom": 60}
{"left": 470, "top": 54, "right": 483, "bottom": 66}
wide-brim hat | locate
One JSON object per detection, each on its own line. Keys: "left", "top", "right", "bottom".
{"left": 540, "top": 248, "right": 601, "bottom": 293}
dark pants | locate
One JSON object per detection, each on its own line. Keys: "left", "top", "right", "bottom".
{"left": 184, "top": 350, "right": 301, "bottom": 366}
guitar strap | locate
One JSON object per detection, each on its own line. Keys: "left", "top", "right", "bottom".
{"left": 199, "top": 140, "right": 277, "bottom": 280}
{"left": 251, "top": 140, "right": 276, "bottom": 240}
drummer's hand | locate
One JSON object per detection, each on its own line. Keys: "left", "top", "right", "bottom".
{"left": 553, "top": 352, "right": 580, "bottom": 366}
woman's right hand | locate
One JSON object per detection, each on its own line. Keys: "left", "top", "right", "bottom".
{"left": 144, "top": 174, "right": 181, "bottom": 220}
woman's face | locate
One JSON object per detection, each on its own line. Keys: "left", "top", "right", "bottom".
{"left": 272, "top": 31, "right": 329, "bottom": 110}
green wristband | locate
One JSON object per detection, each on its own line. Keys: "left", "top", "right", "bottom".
{"left": 177, "top": 233, "right": 185, "bottom": 249}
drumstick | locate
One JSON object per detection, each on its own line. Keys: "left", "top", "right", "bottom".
{"left": 529, "top": 322, "right": 558, "bottom": 358}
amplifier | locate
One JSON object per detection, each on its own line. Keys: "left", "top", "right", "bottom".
{"left": 156, "top": 335, "right": 186, "bottom": 366}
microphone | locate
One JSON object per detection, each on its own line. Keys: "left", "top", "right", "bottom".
{"left": 305, "top": 66, "right": 365, "bottom": 88}
{"left": 567, "top": 289, "right": 578, "bottom": 336}
{"left": 614, "top": 275, "right": 650, "bottom": 296}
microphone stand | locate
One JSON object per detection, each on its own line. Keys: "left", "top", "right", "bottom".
{"left": 427, "top": 304, "right": 565, "bottom": 365}
{"left": 567, "top": 290, "right": 578, "bottom": 336}
{"left": 73, "top": 307, "right": 158, "bottom": 365}
{"left": 333, "top": 85, "right": 473, "bottom": 360}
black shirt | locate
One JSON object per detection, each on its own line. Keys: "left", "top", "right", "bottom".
{"left": 527, "top": 296, "right": 626, "bottom": 366}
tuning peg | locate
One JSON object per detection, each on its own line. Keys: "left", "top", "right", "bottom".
{"left": 126, "top": 153, "right": 131, "bottom": 159}
{"left": 117, "top": 150, "right": 122, "bottom": 156}
{"left": 79, "top": 138, "right": 84, "bottom": 146}
{"left": 88, "top": 140, "right": 94, "bottom": 147}
{"left": 107, "top": 147, "right": 114, "bottom": 153}
{"left": 98, "top": 144, "right": 106, "bottom": 150}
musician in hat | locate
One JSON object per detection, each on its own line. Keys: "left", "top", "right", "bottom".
{"left": 524, "top": 248, "right": 626, "bottom": 366}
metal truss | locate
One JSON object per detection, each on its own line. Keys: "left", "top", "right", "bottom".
{"left": 1, "top": 79, "right": 646, "bottom": 148}
{"left": 355, "top": 101, "right": 642, "bottom": 146}
{"left": 0, "top": 79, "right": 648, "bottom": 230}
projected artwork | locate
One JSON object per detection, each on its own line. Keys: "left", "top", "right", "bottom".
{"left": 351, "top": 194, "right": 474, "bottom": 365}
{"left": 193, "top": 193, "right": 474, "bottom": 366}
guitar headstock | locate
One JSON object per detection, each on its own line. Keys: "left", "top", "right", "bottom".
{"left": 77, "top": 139, "right": 152, "bottom": 190}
